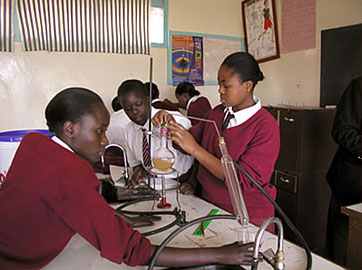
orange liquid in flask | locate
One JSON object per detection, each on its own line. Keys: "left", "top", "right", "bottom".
{"left": 152, "top": 158, "right": 174, "bottom": 171}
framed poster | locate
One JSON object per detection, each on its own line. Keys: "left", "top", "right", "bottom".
{"left": 241, "top": 0, "right": 280, "bottom": 63}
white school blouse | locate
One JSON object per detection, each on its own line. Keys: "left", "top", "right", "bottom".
{"left": 106, "top": 109, "right": 131, "bottom": 149}
{"left": 123, "top": 107, "right": 194, "bottom": 178}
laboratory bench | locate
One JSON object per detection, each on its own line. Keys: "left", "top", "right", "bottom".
{"left": 341, "top": 203, "right": 362, "bottom": 270}
{"left": 43, "top": 191, "right": 346, "bottom": 270}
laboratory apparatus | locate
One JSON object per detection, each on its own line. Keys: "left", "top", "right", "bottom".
{"left": 151, "top": 124, "right": 175, "bottom": 208}
{"left": 251, "top": 217, "right": 285, "bottom": 270}
{"left": 218, "top": 136, "right": 249, "bottom": 240}
{"left": 101, "top": 143, "right": 129, "bottom": 184}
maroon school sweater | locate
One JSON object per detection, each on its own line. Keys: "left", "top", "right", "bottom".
{"left": 190, "top": 105, "right": 280, "bottom": 224}
{"left": 0, "top": 133, "right": 151, "bottom": 269}
{"left": 188, "top": 97, "right": 212, "bottom": 125}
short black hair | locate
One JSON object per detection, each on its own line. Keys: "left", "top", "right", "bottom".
{"left": 45, "top": 87, "right": 104, "bottom": 133}
{"left": 117, "top": 79, "right": 148, "bottom": 101}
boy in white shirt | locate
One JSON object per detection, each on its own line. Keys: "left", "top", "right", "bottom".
{"left": 119, "top": 79, "right": 194, "bottom": 186}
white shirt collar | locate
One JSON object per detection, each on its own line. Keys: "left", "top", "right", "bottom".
{"left": 52, "top": 136, "right": 74, "bottom": 152}
{"left": 152, "top": 98, "right": 161, "bottom": 104}
{"left": 224, "top": 96, "right": 261, "bottom": 128}
{"left": 186, "top": 96, "right": 199, "bottom": 110}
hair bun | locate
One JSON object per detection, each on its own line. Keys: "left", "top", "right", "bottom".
{"left": 258, "top": 70, "right": 264, "bottom": 82}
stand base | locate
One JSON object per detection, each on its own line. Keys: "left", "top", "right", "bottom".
{"left": 157, "top": 197, "right": 172, "bottom": 208}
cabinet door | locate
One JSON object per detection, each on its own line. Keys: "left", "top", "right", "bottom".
{"left": 276, "top": 109, "right": 303, "bottom": 172}
{"left": 276, "top": 128, "right": 301, "bottom": 173}
{"left": 275, "top": 171, "right": 331, "bottom": 255}
{"left": 275, "top": 188, "right": 297, "bottom": 241}
{"left": 276, "top": 108, "right": 337, "bottom": 173}
{"left": 274, "top": 170, "right": 297, "bottom": 193}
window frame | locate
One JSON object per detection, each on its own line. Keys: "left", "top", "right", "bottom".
{"left": 151, "top": 0, "right": 168, "bottom": 48}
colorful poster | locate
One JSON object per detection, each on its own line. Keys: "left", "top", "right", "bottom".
{"left": 172, "top": 35, "right": 204, "bottom": 86}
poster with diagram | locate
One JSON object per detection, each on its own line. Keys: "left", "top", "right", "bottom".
{"left": 171, "top": 35, "right": 204, "bottom": 86}
{"left": 169, "top": 31, "right": 244, "bottom": 85}
{"left": 241, "top": 0, "right": 280, "bottom": 63}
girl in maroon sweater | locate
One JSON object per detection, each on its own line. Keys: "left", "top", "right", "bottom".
{"left": 153, "top": 52, "right": 280, "bottom": 228}
{"left": 166, "top": 82, "right": 212, "bottom": 126}
{"left": 0, "top": 87, "right": 255, "bottom": 269}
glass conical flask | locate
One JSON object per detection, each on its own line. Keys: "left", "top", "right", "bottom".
{"left": 152, "top": 125, "right": 175, "bottom": 172}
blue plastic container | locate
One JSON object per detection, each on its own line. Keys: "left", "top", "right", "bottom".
{"left": 0, "top": 129, "right": 54, "bottom": 142}
{"left": 0, "top": 129, "right": 54, "bottom": 176}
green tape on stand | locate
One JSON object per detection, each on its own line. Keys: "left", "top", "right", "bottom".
{"left": 192, "top": 209, "right": 220, "bottom": 236}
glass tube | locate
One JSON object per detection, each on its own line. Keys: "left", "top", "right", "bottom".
{"left": 167, "top": 113, "right": 250, "bottom": 225}
{"left": 219, "top": 136, "right": 249, "bottom": 226}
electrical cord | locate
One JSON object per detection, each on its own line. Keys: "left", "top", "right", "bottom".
{"left": 116, "top": 198, "right": 187, "bottom": 236}
{"left": 147, "top": 214, "right": 237, "bottom": 270}
{"left": 233, "top": 162, "right": 312, "bottom": 270}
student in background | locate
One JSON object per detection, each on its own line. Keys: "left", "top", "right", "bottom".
{"left": 144, "top": 82, "right": 180, "bottom": 111}
{"left": 93, "top": 87, "right": 130, "bottom": 175}
{"left": 326, "top": 76, "right": 362, "bottom": 266}
{"left": 111, "top": 96, "right": 122, "bottom": 112}
{"left": 173, "top": 82, "right": 212, "bottom": 126}
{"left": 120, "top": 80, "right": 194, "bottom": 185}
{"left": 153, "top": 52, "right": 280, "bottom": 229}
{"left": 0, "top": 87, "right": 256, "bottom": 269}
{"left": 106, "top": 88, "right": 131, "bottom": 149}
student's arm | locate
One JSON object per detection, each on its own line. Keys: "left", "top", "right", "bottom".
{"left": 152, "top": 111, "right": 225, "bottom": 181}
{"left": 179, "top": 161, "right": 199, "bottom": 195}
{"left": 127, "top": 164, "right": 148, "bottom": 187}
{"left": 163, "top": 98, "right": 181, "bottom": 108}
{"left": 149, "top": 242, "right": 256, "bottom": 267}
{"left": 167, "top": 121, "right": 225, "bottom": 180}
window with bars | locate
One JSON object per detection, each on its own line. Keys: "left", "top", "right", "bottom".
{"left": 0, "top": 0, "right": 14, "bottom": 52}
{"left": 150, "top": 0, "right": 167, "bottom": 48}
{"left": 0, "top": 0, "right": 151, "bottom": 54}
{"left": 1, "top": 0, "right": 168, "bottom": 53}
{"left": 17, "top": 0, "right": 150, "bottom": 54}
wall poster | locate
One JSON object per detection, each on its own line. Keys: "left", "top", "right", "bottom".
{"left": 168, "top": 31, "right": 244, "bottom": 85}
{"left": 241, "top": 0, "right": 280, "bottom": 63}
{"left": 171, "top": 35, "right": 204, "bottom": 86}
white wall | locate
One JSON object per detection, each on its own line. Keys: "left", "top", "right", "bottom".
{"left": 0, "top": 0, "right": 361, "bottom": 131}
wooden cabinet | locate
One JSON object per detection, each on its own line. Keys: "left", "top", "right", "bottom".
{"left": 341, "top": 203, "right": 362, "bottom": 270}
{"left": 264, "top": 106, "right": 338, "bottom": 255}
